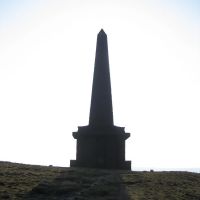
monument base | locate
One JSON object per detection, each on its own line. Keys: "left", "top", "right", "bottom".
{"left": 70, "top": 125, "right": 131, "bottom": 170}
{"left": 70, "top": 160, "right": 131, "bottom": 170}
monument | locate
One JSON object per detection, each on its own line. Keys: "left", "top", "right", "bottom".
{"left": 70, "top": 30, "right": 131, "bottom": 170}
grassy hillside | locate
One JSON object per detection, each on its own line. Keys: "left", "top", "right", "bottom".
{"left": 122, "top": 171, "right": 200, "bottom": 200}
{"left": 0, "top": 161, "right": 200, "bottom": 200}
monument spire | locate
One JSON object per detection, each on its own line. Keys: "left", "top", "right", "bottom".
{"left": 89, "top": 29, "right": 113, "bottom": 127}
{"left": 70, "top": 30, "right": 131, "bottom": 170}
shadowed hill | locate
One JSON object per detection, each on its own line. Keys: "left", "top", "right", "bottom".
{"left": 0, "top": 161, "right": 200, "bottom": 199}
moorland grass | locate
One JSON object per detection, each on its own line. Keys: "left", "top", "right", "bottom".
{"left": 0, "top": 161, "right": 200, "bottom": 199}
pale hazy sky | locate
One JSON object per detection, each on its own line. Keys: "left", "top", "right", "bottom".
{"left": 0, "top": 0, "right": 200, "bottom": 169}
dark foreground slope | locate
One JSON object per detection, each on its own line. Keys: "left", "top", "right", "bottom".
{"left": 0, "top": 161, "right": 200, "bottom": 200}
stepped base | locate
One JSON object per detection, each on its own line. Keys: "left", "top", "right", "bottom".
{"left": 70, "top": 160, "right": 131, "bottom": 170}
{"left": 71, "top": 125, "right": 131, "bottom": 170}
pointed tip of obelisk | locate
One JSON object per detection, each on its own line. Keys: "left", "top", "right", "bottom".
{"left": 98, "top": 29, "right": 107, "bottom": 37}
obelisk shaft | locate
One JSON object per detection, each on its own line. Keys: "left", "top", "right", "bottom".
{"left": 89, "top": 29, "right": 113, "bottom": 127}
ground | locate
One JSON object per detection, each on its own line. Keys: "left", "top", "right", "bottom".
{"left": 0, "top": 161, "right": 200, "bottom": 199}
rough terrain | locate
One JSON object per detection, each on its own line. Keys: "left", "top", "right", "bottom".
{"left": 0, "top": 161, "right": 200, "bottom": 199}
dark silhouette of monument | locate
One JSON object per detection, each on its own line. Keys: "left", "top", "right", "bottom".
{"left": 70, "top": 30, "right": 131, "bottom": 170}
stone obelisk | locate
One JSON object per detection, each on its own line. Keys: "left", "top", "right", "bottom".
{"left": 89, "top": 29, "right": 113, "bottom": 127}
{"left": 70, "top": 30, "right": 131, "bottom": 170}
